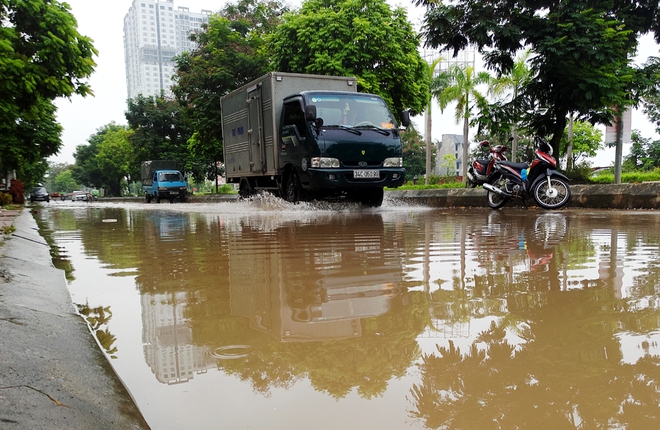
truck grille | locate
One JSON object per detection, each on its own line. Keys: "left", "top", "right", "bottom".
{"left": 343, "top": 160, "right": 382, "bottom": 168}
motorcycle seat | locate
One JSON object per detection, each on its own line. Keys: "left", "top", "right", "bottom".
{"left": 476, "top": 158, "right": 490, "bottom": 164}
{"left": 498, "top": 161, "right": 529, "bottom": 169}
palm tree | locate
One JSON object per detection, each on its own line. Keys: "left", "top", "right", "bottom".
{"left": 437, "top": 64, "right": 491, "bottom": 182}
{"left": 491, "top": 51, "right": 533, "bottom": 162}
{"left": 424, "top": 57, "right": 446, "bottom": 185}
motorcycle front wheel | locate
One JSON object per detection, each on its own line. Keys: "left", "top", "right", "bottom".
{"left": 533, "top": 177, "right": 571, "bottom": 209}
{"left": 487, "top": 190, "right": 508, "bottom": 209}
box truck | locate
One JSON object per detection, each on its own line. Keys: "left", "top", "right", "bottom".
{"left": 221, "top": 72, "right": 408, "bottom": 207}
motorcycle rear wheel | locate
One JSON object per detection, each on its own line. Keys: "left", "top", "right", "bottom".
{"left": 533, "top": 177, "right": 571, "bottom": 209}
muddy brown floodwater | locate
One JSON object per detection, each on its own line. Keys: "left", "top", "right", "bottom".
{"left": 37, "top": 196, "right": 660, "bottom": 430}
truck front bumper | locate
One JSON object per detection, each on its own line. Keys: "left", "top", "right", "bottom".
{"left": 303, "top": 168, "right": 405, "bottom": 190}
{"left": 157, "top": 188, "right": 187, "bottom": 197}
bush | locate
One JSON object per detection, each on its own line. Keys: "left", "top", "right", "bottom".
{"left": 589, "top": 168, "right": 660, "bottom": 184}
{"left": 9, "top": 179, "right": 24, "bottom": 204}
{"left": 0, "top": 192, "right": 13, "bottom": 206}
{"left": 565, "top": 163, "right": 594, "bottom": 183}
{"left": 217, "top": 184, "right": 235, "bottom": 194}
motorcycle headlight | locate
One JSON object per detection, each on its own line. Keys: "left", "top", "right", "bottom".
{"left": 311, "top": 157, "right": 340, "bottom": 168}
{"left": 383, "top": 157, "right": 403, "bottom": 168}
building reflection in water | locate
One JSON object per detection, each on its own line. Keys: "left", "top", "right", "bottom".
{"left": 139, "top": 212, "right": 405, "bottom": 383}
{"left": 142, "top": 292, "right": 214, "bottom": 385}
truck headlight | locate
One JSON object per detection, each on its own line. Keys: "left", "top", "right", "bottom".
{"left": 383, "top": 157, "right": 403, "bottom": 167}
{"left": 311, "top": 157, "right": 340, "bottom": 168}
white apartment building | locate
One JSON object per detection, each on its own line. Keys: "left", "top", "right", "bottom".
{"left": 123, "top": 0, "right": 211, "bottom": 100}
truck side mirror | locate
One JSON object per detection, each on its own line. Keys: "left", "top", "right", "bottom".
{"left": 305, "top": 105, "right": 317, "bottom": 121}
{"left": 400, "top": 110, "right": 410, "bottom": 128}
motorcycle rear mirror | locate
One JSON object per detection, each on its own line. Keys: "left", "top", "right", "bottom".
{"left": 400, "top": 110, "right": 410, "bottom": 128}
{"left": 480, "top": 140, "right": 490, "bottom": 147}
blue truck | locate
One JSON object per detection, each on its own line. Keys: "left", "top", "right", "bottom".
{"left": 141, "top": 160, "right": 188, "bottom": 203}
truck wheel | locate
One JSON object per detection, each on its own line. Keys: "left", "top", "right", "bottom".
{"left": 156, "top": 195, "right": 161, "bottom": 203}
{"left": 145, "top": 193, "right": 152, "bottom": 203}
{"left": 239, "top": 179, "right": 254, "bottom": 199}
{"left": 285, "top": 172, "right": 303, "bottom": 203}
{"left": 357, "top": 187, "right": 384, "bottom": 207}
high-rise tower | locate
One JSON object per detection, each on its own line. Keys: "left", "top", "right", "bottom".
{"left": 123, "top": 0, "right": 211, "bottom": 100}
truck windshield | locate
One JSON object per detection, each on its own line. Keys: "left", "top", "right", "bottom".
{"left": 307, "top": 93, "right": 396, "bottom": 129}
{"left": 159, "top": 172, "right": 184, "bottom": 182}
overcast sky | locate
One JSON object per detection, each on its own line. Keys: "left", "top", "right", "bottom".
{"left": 52, "top": 0, "right": 659, "bottom": 166}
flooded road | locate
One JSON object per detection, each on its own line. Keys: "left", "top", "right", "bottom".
{"left": 36, "top": 197, "right": 660, "bottom": 429}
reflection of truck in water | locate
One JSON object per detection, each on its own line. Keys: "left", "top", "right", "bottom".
{"left": 228, "top": 215, "right": 403, "bottom": 341}
{"left": 221, "top": 72, "right": 408, "bottom": 207}
{"left": 141, "top": 160, "right": 188, "bottom": 203}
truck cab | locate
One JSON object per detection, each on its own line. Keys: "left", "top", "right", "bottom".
{"left": 279, "top": 91, "right": 406, "bottom": 206}
{"left": 141, "top": 161, "right": 187, "bottom": 203}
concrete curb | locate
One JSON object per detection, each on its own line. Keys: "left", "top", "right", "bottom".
{"left": 386, "top": 182, "right": 660, "bottom": 209}
{"left": 0, "top": 208, "right": 150, "bottom": 429}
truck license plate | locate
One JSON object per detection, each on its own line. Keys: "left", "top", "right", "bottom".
{"left": 353, "top": 169, "right": 380, "bottom": 179}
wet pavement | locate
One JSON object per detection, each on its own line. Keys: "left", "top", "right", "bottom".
{"left": 0, "top": 208, "right": 150, "bottom": 429}
{"left": 4, "top": 196, "right": 660, "bottom": 429}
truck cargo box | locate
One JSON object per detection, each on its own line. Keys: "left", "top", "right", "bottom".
{"left": 141, "top": 160, "right": 180, "bottom": 185}
{"left": 221, "top": 72, "right": 357, "bottom": 180}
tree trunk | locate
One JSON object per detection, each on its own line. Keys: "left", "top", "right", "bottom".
{"left": 511, "top": 124, "right": 519, "bottom": 163}
{"left": 462, "top": 116, "right": 469, "bottom": 182}
{"left": 550, "top": 111, "right": 567, "bottom": 161}
{"left": 425, "top": 105, "right": 432, "bottom": 184}
{"left": 566, "top": 112, "right": 574, "bottom": 170}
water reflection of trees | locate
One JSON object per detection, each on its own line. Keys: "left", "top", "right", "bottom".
{"left": 411, "top": 287, "right": 660, "bottom": 429}
{"left": 42, "top": 206, "right": 660, "bottom": 420}
{"left": 77, "top": 303, "right": 118, "bottom": 358}
{"left": 409, "top": 211, "right": 660, "bottom": 429}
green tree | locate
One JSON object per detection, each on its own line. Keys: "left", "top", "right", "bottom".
{"left": 0, "top": 0, "right": 96, "bottom": 177}
{"left": 625, "top": 130, "right": 660, "bottom": 171}
{"left": 402, "top": 126, "right": 434, "bottom": 180}
{"left": 270, "top": 0, "right": 430, "bottom": 117}
{"left": 73, "top": 123, "right": 125, "bottom": 193}
{"left": 125, "top": 94, "right": 192, "bottom": 179}
{"left": 560, "top": 120, "right": 603, "bottom": 167}
{"left": 641, "top": 69, "right": 660, "bottom": 135}
{"left": 419, "top": 0, "right": 659, "bottom": 157}
{"left": 436, "top": 64, "right": 491, "bottom": 182}
{"left": 45, "top": 162, "right": 71, "bottom": 191}
{"left": 53, "top": 169, "right": 79, "bottom": 193}
{"left": 96, "top": 128, "right": 135, "bottom": 196}
{"left": 173, "top": 0, "right": 287, "bottom": 185}
{"left": 489, "top": 51, "right": 533, "bottom": 162}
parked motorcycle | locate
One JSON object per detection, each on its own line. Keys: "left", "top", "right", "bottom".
{"left": 482, "top": 136, "right": 571, "bottom": 210}
{"left": 466, "top": 140, "right": 509, "bottom": 188}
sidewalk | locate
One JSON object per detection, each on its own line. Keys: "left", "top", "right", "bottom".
{"left": 0, "top": 208, "right": 150, "bottom": 429}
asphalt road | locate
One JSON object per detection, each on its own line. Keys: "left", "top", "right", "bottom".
{"left": 0, "top": 208, "right": 150, "bottom": 429}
